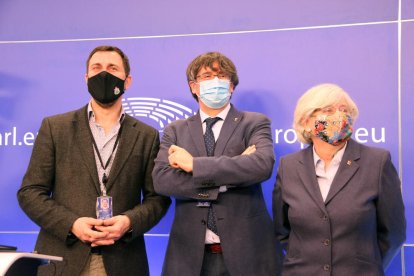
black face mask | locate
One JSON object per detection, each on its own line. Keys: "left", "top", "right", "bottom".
{"left": 87, "top": 71, "right": 125, "bottom": 104}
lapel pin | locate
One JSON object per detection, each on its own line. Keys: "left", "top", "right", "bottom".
{"left": 347, "top": 160, "right": 352, "bottom": 166}
{"left": 234, "top": 117, "right": 238, "bottom": 122}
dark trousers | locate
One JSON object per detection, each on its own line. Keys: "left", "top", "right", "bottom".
{"left": 200, "top": 251, "right": 231, "bottom": 276}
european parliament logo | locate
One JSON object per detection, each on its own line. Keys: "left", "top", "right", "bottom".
{"left": 0, "top": 98, "right": 196, "bottom": 147}
{"left": 122, "top": 97, "right": 196, "bottom": 131}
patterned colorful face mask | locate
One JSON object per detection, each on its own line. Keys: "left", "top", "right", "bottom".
{"left": 313, "top": 111, "right": 353, "bottom": 145}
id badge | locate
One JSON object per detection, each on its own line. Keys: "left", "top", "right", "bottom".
{"left": 196, "top": 201, "right": 210, "bottom": 208}
{"left": 96, "top": 196, "right": 113, "bottom": 219}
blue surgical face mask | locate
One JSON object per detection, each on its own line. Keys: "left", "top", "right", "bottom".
{"left": 199, "top": 78, "right": 231, "bottom": 109}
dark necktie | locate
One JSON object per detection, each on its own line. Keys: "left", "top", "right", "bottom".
{"left": 204, "top": 117, "right": 221, "bottom": 156}
{"left": 204, "top": 117, "right": 221, "bottom": 235}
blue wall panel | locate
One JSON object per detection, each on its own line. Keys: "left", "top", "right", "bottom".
{"left": 0, "top": 1, "right": 412, "bottom": 275}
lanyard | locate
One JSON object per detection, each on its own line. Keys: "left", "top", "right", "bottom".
{"left": 91, "top": 124, "right": 123, "bottom": 196}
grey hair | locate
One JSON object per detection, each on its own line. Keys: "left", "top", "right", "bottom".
{"left": 293, "top": 83, "right": 359, "bottom": 144}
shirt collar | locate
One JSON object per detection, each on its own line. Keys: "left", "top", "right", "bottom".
{"left": 313, "top": 142, "right": 348, "bottom": 167}
{"left": 87, "top": 100, "right": 126, "bottom": 123}
{"left": 200, "top": 104, "right": 231, "bottom": 123}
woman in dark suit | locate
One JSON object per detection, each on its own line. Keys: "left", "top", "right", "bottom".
{"left": 272, "top": 83, "right": 406, "bottom": 276}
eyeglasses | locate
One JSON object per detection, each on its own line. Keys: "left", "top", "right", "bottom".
{"left": 196, "top": 72, "right": 230, "bottom": 81}
{"left": 313, "top": 105, "right": 351, "bottom": 116}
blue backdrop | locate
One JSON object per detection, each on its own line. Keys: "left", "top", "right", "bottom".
{"left": 0, "top": 1, "right": 413, "bottom": 275}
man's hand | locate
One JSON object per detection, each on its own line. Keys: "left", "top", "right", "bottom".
{"left": 242, "top": 145, "right": 256, "bottom": 155}
{"left": 92, "top": 215, "right": 131, "bottom": 246}
{"left": 168, "top": 145, "right": 194, "bottom": 173}
{"left": 71, "top": 217, "right": 109, "bottom": 244}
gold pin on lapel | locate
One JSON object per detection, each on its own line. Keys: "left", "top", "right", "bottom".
{"left": 347, "top": 160, "right": 352, "bottom": 166}
{"left": 234, "top": 117, "right": 239, "bottom": 122}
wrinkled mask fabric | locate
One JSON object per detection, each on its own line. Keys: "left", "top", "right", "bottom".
{"left": 199, "top": 78, "right": 231, "bottom": 109}
{"left": 88, "top": 71, "right": 125, "bottom": 104}
{"left": 313, "top": 111, "right": 353, "bottom": 145}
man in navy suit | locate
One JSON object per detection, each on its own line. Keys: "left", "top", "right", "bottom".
{"left": 152, "top": 52, "right": 282, "bottom": 275}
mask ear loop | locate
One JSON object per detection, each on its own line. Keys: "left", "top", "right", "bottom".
{"left": 123, "top": 74, "right": 131, "bottom": 91}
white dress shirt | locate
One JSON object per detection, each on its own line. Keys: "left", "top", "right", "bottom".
{"left": 199, "top": 104, "right": 231, "bottom": 244}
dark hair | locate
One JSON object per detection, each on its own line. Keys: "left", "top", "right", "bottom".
{"left": 86, "top": 45, "right": 130, "bottom": 76}
{"left": 186, "top": 52, "right": 239, "bottom": 100}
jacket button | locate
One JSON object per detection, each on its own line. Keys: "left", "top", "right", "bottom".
{"left": 323, "top": 264, "right": 330, "bottom": 271}
{"left": 201, "top": 220, "right": 206, "bottom": 225}
{"left": 322, "top": 215, "right": 328, "bottom": 221}
{"left": 323, "top": 239, "right": 330, "bottom": 246}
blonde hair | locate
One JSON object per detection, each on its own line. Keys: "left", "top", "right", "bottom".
{"left": 293, "top": 83, "right": 359, "bottom": 144}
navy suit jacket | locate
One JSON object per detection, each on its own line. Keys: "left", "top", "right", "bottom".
{"left": 273, "top": 139, "right": 406, "bottom": 276}
{"left": 153, "top": 105, "right": 283, "bottom": 276}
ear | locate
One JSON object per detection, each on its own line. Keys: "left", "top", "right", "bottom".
{"left": 229, "top": 83, "right": 235, "bottom": 94}
{"left": 84, "top": 73, "right": 88, "bottom": 83}
{"left": 189, "top": 81, "right": 199, "bottom": 97}
{"left": 302, "top": 117, "right": 313, "bottom": 131}
{"left": 124, "top": 75, "right": 132, "bottom": 90}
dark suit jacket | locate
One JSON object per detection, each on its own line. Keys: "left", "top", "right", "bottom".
{"left": 17, "top": 105, "right": 171, "bottom": 276}
{"left": 272, "top": 139, "right": 406, "bottom": 276}
{"left": 152, "top": 105, "right": 283, "bottom": 276}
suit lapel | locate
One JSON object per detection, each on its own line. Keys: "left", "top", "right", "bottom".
{"left": 188, "top": 106, "right": 243, "bottom": 157}
{"left": 187, "top": 113, "right": 207, "bottom": 157}
{"left": 214, "top": 105, "right": 242, "bottom": 156}
{"left": 105, "top": 115, "right": 139, "bottom": 191}
{"left": 324, "top": 139, "right": 360, "bottom": 204}
{"left": 297, "top": 146, "right": 327, "bottom": 212}
{"left": 73, "top": 106, "right": 101, "bottom": 195}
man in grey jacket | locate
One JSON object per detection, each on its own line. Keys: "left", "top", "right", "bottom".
{"left": 18, "top": 45, "right": 171, "bottom": 276}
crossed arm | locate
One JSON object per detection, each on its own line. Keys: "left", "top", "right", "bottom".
{"left": 152, "top": 115, "right": 275, "bottom": 200}
{"left": 168, "top": 144, "right": 256, "bottom": 173}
